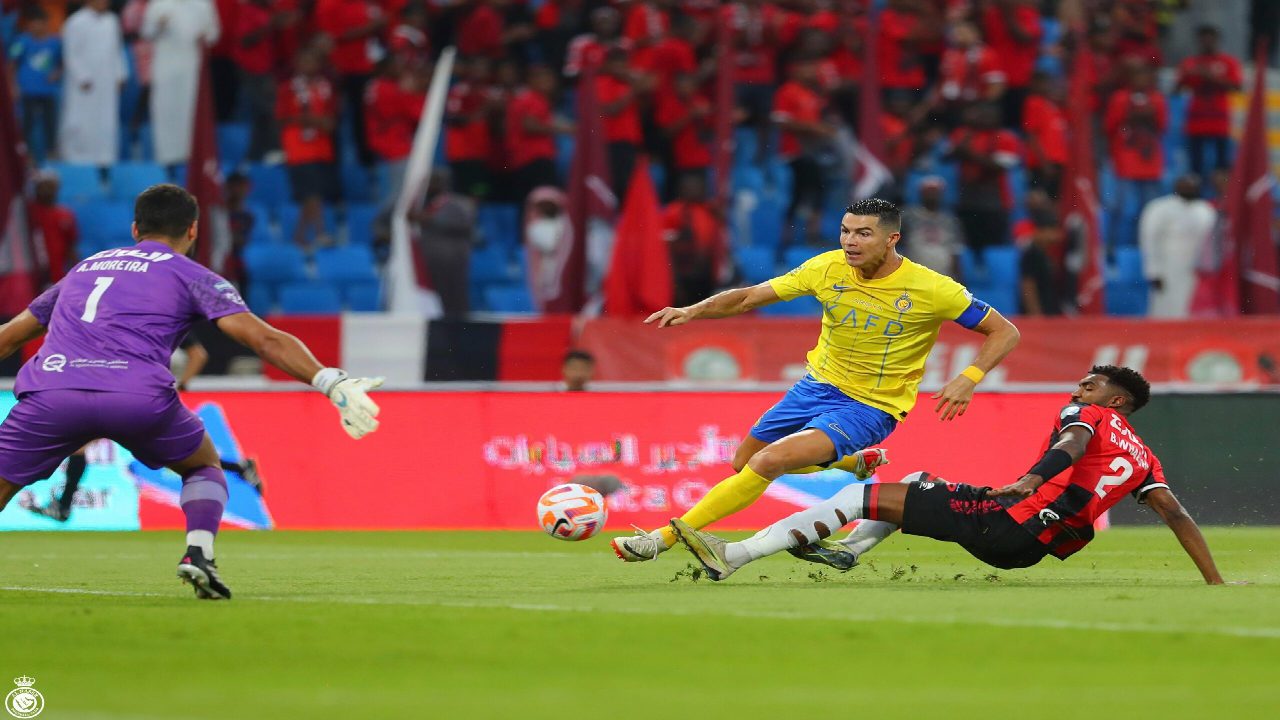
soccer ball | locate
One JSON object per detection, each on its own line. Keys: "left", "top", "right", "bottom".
{"left": 538, "top": 483, "right": 608, "bottom": 541}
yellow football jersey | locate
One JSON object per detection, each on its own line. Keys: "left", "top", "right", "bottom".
{"left": 768, "top": 250, "right": 991, "bottom": 419}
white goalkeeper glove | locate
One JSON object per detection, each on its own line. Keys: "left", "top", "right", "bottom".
{"left": 311, "top": 368, "right": 384, "bottom": 439}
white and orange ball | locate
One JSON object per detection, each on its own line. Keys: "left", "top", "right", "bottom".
{"left": 537, "top": 483, "right": 608, "bottom": 541}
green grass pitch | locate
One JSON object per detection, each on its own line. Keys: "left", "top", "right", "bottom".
{"left": 2, "top": 527, "right": 1278, "bottom": 719}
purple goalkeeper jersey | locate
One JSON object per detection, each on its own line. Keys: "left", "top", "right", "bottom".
{"left": 17, "top": 241, "right": 249, "bottom": 397}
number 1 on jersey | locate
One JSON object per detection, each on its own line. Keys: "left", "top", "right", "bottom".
{"left": 81, "top": 276, "right": 115, "bottom": 323}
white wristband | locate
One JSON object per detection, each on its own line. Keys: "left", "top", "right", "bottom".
{"left": 311, "top": 367, "right": 348, "bottom": 397}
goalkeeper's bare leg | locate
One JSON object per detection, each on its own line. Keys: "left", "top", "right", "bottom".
{"left": 611, "top": 429, "right": 889, "bottom": 562}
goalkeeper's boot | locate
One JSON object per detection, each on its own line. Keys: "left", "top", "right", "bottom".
{"left": 787, "top": 538, "right": 859, "bottom": 571}
{"left": 669, "top": 519, "right": 735, "bottom": 581}
{"left": 610, "top": 528, "right": 668, "bottom": 562}
{"left": 177, "top": 546, "right": 232, "bottom": 600}
{"left": 851, "top": 448, "right": 890, "bottom": 480}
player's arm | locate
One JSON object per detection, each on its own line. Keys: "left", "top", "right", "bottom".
{"left": 176, "top": 337, "right": 208, "bottom": 392}
{"left": 0, "top": 310, "right": 48, "bottom": 361}
{"left": 933, "top": 308, "right": 1020, "bottom": 420}
{"left": 1143, "top": 487, "right": 1226, "bottom": 585}
{"left": 646, "top": 282, "right": 781, "bottom": 328}
{"left": 988, "top": 425, "right": 1091, "bottom": 499}
{"left": 215, "top": 312, "right": 383, "bottom": 439}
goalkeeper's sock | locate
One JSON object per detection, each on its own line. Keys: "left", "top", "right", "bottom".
{"left": 655, "top": 465, "right": 773, "bottom": 548}
{"left": 58, "top": 453, "right": 88, "bottom": 516}
{"left": 180, "top": 466, "right": 227, "bottom": 560}
{"left": 724, "top": 482, "right": 868, "bottom": 568}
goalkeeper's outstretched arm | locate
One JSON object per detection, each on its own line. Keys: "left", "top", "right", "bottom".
{"left": 216, "top": 312, "right": 383, "bottom": 439}
{"left": 646, "top": 283, "right": 782, "bottom": 328}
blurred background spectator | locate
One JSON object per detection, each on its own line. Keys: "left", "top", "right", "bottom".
{"left": 561, "top": 349, "right": 595, "bottom": 391}
{"left": 0, "top": 0, "right": 1274, "bottom": 322}
{"left": 1139, "top": 174, "right": 1216, "bottom": 318}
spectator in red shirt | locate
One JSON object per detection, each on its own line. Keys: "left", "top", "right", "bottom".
{"left": 596, "top": 46, "right": 651, "bottom": 201}
{"left": 624, "top": 0, "right": 673, "bottom": 48}
{"left": 233, "top": 0, "right": 293, "bottom": 162}
{"left": 772, "top": 58, "right": 837, "bottom": 246}
{"left": 1022, "top": 71, "right": 1068, "bottom": 199}
{"left": 1105, "top": 61, "right": 1168, "bottom": 247}
{"left": 386, "top": 1, "right": 430, "bottom": 67}
{"left": 1176, "top": 25, "right": 1243, "bottom": 178}
{"left": 949, "top": 102, "right": 1022, "bottom": 253}
{"left": 366, "top": 55, "right": 427, "bottom": 207}
{"left": 315, "top": 0, "right": 387, "bottom": 168}
{"left": 28, "top": 170, "right": 78, "bottom": 285}
{"left": 533, "top": 0, "right": 588, "bottom": 73}
{"left": 445, "top": 56, "right": 500, "bottom": 199}
{"left": 932, "top": 21, "right": 1005, "bottom": 126}
{"left": 879, "top": 0, "right": 934, "bottom": 98}
{"left": 457, "top": 0, "right": 505, "bottom": 59}
{"left": 634, "top": 13, "right": 703, "bottom": 92}
{"left": 564, "top": 6, "right": 628, "bottom": 79}
{"left": 504, "top": 64, "right": 572, "bottom": 203}
{"left": 982, "top": 0, "right": 1042, "bottom": 128}
{"left": 277, "top": 47, "right": 340, "bottom": 250}
{"left": 723, "top": 0, "right": 788, "bottom": 164}
{"left": 663, "top": 173, "right": 726, "bottom": 307}
{"left": 655, "top": 72, "right": 713, "bottom": 199}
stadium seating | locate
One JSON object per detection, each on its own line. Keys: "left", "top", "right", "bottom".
{"left": 1106, "top": 246, "right": 1149, "bottom": 316}
{"left": 50, "top": 163, "right": 106, "bottom": 204}
{"left": 246, "top": 282, "right": 276, "bottom": 316}
{"left": 344, "top": 281, "right": 383, "bottom": 312}
{"left": 344, "top": 203, "right": 378, "bottom": 246}
{"left": 483, "top": 283, "right": 535, "bottom": 314}
{"left": 75, "top": 200, "right": 135, "bottom": 255}
{"left": 243, "top": 243, "right": 307, "bottom": 284}
{"left": 217, "top": 124, "right": 250, "bottom": 170}
{"left": 278, "top": 281, "right": 343, "bottom": 314}
{"left": 109, "top": 162, "right": 167, "bottom": 201}
{"left": 278, "top": 203, "right": 338, "bottom": 245}
{"left": 246, "top": 164, "right": 292, "bottom": 211}
{"left": 341, "top": 161, "right": 374, "bottom": 204}
{"left": 734, "top": 245, "right": 777, "bottom": 284}
{"left": 315, "top": 245, "right": 379, "bottom": 285}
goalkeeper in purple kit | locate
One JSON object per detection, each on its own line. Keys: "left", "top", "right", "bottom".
{"left": 0, "top": 185, "right": 383, "bottom": 600}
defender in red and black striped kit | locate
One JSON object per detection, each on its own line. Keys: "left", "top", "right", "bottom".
{"left": 670, "top": 366, "right": 1232, "bottom": 585}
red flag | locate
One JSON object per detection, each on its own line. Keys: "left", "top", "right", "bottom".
{"left": 1062, "top": 30, "right": 1106, "bottom": 314}
{"left": 604, "top": 157, "right": 673, "bottom": 315}
{"left": 0, "top": 55, "right": 38, "bottom": 314}
{"left": 549, "top": 61, "right": 614, "bottom": 313}
{"left": 185, "top": 49, "right": 229, "bottom": 271}
{"left": 852, "top": 9, "right": 891, "bottom": 200}
{"left": 1232, "top": 44, "right": 1279, "bottom": 314}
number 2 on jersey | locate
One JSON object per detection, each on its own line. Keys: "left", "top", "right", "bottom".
{"left": 1094, "top": 457, "right": 1133, "bottom": 499}
{"left": 81, "top": 276, "right": 115, "bottom": 323}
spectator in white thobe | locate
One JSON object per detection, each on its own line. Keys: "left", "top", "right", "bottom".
{"left": 143, "top": 0, "right": 220, "bottom": 167}
{"left": 1139, "top": 174, "right": 1217, "bottom": 318}
{"left": 59, "top": 0, "right": 126, "bottom": 167}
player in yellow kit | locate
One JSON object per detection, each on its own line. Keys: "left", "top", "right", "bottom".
{"left": 612, "top": 198, "right": 1021, "bottom": 562}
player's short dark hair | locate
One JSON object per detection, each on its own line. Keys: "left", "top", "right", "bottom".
{"left": 844, "top": 198, "right": 901, "bottom": 231}
{"left": 134, "top": 184, "right": 199, "bottom": 239}
{"left": 1091, "top": 365, "right": 1151, "bottom": 412}
{"left": 1197, "top": 24, "right": 1220, "bottom": 38}
{"left": 564, "top": 349, "right": 595, "bottom": 365}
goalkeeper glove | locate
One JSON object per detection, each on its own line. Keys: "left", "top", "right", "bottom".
{"left": 311, "top": 368, "right": 384, "bottom": 439}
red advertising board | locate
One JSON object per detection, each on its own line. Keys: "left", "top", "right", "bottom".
{"left": 578, "top": 317, "right": 1280, "bottom": 386}
{"left": 154, "top": 391, "right": 1068, "bottom": 531}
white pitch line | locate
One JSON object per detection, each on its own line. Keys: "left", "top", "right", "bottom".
{"left": 3, "top": 585, "right": 1279, "bottom": 640}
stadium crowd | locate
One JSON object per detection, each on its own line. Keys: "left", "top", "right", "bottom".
{"left": 2, "top": 0, "right": 1277, "bottom": 319}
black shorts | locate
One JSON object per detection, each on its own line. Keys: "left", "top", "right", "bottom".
{"left": 900, "top": 478, "right": 1049, "bottom": 570}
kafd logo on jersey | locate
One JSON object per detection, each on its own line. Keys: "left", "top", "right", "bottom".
{"left": 5, "top": 676, "right": 44, "bottom": 718}
{"left": 40, "top": 354, "right": 65, "bottom": 373}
